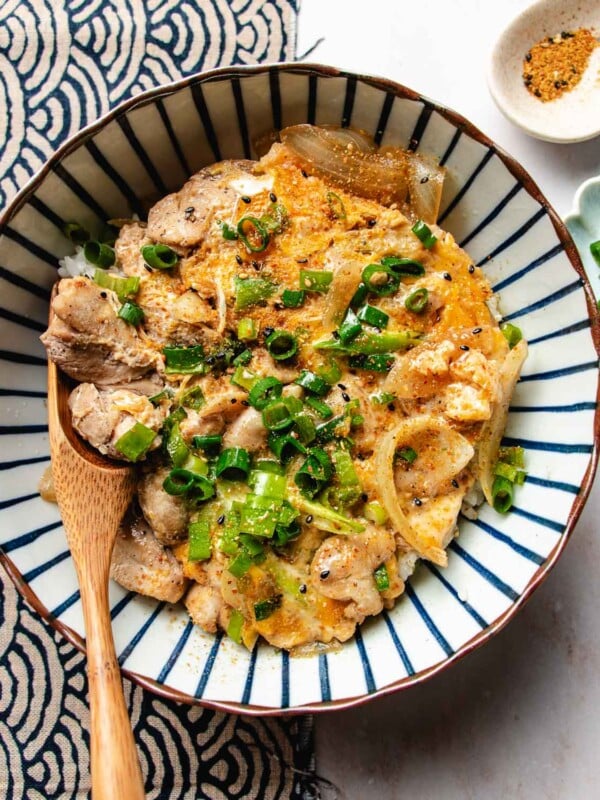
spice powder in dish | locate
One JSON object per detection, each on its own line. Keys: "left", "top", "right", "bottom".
{"left": 522, "top": 28, "right": 598, "bottom": 102}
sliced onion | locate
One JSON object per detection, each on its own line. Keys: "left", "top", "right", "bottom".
{"left": 477, "top": 340, "right": 528, "bottom": 505}
{"left": 322, "top": 252, "right": 364, "bottom": 330}
{"left": 280, "top": 125, "right": 411, "bottom": 206}
{"left": 405, "top": 152, "right": 445, "bottom": 224}
{"left": 319, "top": 126, "right": 377, "bottom": 152}
{"left": 404, "top": 488, "right": 466, "bottom": 553}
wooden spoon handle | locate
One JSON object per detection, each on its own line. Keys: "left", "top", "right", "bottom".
{"left": 79, "top": 569, "right": 145, "bottom": 800}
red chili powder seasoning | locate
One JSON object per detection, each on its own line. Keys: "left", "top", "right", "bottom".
{"left": 522, "top": 28, "right": 598, "bottom": 102}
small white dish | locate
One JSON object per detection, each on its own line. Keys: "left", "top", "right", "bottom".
{"left": 565, "top": 175, "right": 600, "bottom": 298}
{"left": 488, "top": 0, "right": 600, "bottom": 143}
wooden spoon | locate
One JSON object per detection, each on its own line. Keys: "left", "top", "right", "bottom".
{"left": 47, "top": 355, "right": 146, "bottom": 799}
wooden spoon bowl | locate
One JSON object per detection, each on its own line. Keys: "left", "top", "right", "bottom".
{"left": 47, "top": 324, "right": 145, "bottom": 799}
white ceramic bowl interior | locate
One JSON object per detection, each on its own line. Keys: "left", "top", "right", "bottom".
{"left": 0, "top": 64, "right": 598, "bottom": 714}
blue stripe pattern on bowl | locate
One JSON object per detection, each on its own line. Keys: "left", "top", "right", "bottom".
{"left": 0, "top": 64, "right": 597, "bottom": 714}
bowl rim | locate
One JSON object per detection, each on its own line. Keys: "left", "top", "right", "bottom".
{"left": 1, "top": 61, "right": 599, "bottom": 716}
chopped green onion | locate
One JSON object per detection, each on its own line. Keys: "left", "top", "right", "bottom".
{"left": 239, "top": 533, "right": 265, "bottom": 558}
{"left": 117, "top": 300, "right": 144, "bottom": 326}
{"left": 218, "top": 221, "right": 239, "bottom": 241}
{"left": 357, "top": 304, "right": 389, "bottom": 328}
{"left": 262, "top": 400, "right": 293, "bottom": 432}
{"left": 249, "top": 469, "right": 286, "bottom": 499}
{"left": 350, "top": 282, "right": 369, "bottom": 309}
{"left": 231, "top": 365, "right": 259, "bottom": 391}
{"left": 326, "top": 191, "right": 346, "bottom": 220}
{"left": 240, "top": 498, "right": 280, "bottom": 538}
{"left": 228, "top": 551, "right": 255, "bottom": 578}
{"left": 361, "top": 263, "right": 400, "bottom": 296}
{"left": 265, "top": 329, "right": 298, "bottom": 361}
{"left": 165, "top": 421, "right": 189, "bottom": 467}
{"left": 268, "top": 432, "right": 307, "bottom": 463}
{"left": 237, "top": 216, "right": 269, "bottom": 252}
{"left": 237, "top": 317, "right": 258, "bottom": 341}
{"left": 260, "top": 204, "right": 288, "bottom": 234}
{"left": 498, "top": 445, "right": 525, "bottom": 468}
{"left": 179, "top": 385, "right": 205, "bottom": 410}
{"left": 492, "top": 475, "right": 514, "bottom": 514}
{"left": 294, "top": 448, "right": 333, "bottom": 497}
{"left": 591, "top": 240, "right": 600, "bottom": 266}
{"left": 500, "top": 322, "right": 523, "bottom": 349}
{"left": 273, "top": 520, "right": 301, "bottom": 547}
{"left": 494, "top": 461, "right": 520, "bottom": 483}
{"left": 316, "top": 330, "right": 420, "bottom": 355}
{"left": 188, "top": 520, "right": 212, "bottom": 561}
{"left": 380, "top": 256, "right": 425, "bottom": 277}
{"left": 333, "top": 448, "right": 360, "bottom": 487}
{"left": 348, "top": 353, "right": 395, "bottom": 372}
{"left": 163, "top": 345, "right": 206, "bottom": 375}
{"left": 314, "top": 414, "right": 345, "bottom": 443}
{"left": 292, "top": 495, "right": 365, "bottom": 534}
{"left": 254, "top": 596, "right": 282, "bottom": 621}
{"left": 397, "top": 446, "right": 417, "bottom": 463}
{"left": 84, "top": 240, "right": 115, "bottom": 269}
{"left": 114, "top": 422, "right": 155, "bottom": 461}
{"left": 215, "top": 447, "right": 251, "bottom": 481}
{"left": 404, "top": 287, "right": 429, "bottom": 314}
{"left": 281, "top": 289, "right": 305, "bottom": 308}
{"left": 374, "top": 563, "right": 390, "bottom": 591}
{"left": 338, "top": 308, "right": 362, "bottom": 344}
{"left": 163, "top": 468, "right": 196, "bottom": 496}
{"left": 186, "top": 475, "right": 216, "bottom": 507}
{"left": 227, "top": 609, "right": 244, "bottom": 644}
{"left": 305, "top": 396, "right": 334, "bottom": 419}
{"left": 295, "top": 370, "right": 329, "bottom": 397}
{"left": 299, "top": 269, "right": 333, "bottom": 293}
{"left": 148, "top": 388, "right": 173, "bottom": 406}
{"left": 93, "top": 268, "right": 140, "bottom": 302}
{"left": 248, "top": 376, "right": 283, "bottom": 409}
{"left": 411, "top": 220, "right": 437, "bottom": 249}
{"left": 371, "top": 391, "right": 395, "bottom": 405}
{"left": 364, "top": 501, "right": 388, "bottom": 524}
{"left": 233, "top": 348, "right": 252, "bottom": 367}
{"left": 63, "top": 222, "right": 90, "bottom": 245}
{"left": 253, "top": 458, "right": 284, "bottom": 475}
{"left": 182, "top": 453, "right": 208, "bottom": 476}
{"left": 234, "top": 276, "right": 276, "bottom": 310}
{"left": 293, "top": 412, "right": 317, "bottom": 444}
{"left": 140, "top": 243, "right": 179, "bottom": 270}
{"left": 192, "top": 434, "right": 222, "bottom": 456}
{"left": 316, "top": 359, "right": 342, "bottom": 385}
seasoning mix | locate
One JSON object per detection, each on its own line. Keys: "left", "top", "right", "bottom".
{"left": 522, "top": 28, "right": 598, "bottom": 102}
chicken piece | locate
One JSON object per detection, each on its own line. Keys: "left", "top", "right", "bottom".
{"left": 41, "top": 277, "right": 158, "bottom": 384}
{"left": 178, "top": 388, "right": 247, "bottom": 439}
{"left": 138, "top": 467, "right": 189, "bottom": 545}
{"left": 146, "top": 160, "right": 256, "bottom": 251}
{"left": 222, "top": 406, "right": 266, "bottom": 451}
{"left": 443, "top": 382, "right": 491, "bottom": 422}
{"left": 310, "top": 527, "right": 397, "bottom": 620}
{"left": 251, "top": 348, "right": 299, "bottom": 383}
{"left": 385, "top": 340, "right": 455, "bottom": 400}
{"left": 68, "top": 383, "right": 164, "bottom": 461}
{"left": 185, "top": 583, "right": 223, "bottom": 633}
{"left": 110, "top": 515, "right": 187, "bottom": 603}
{"left": 114, "top": 222, "right": 152, "bottom": 277}
{"left": 403, "top": 488, "right": 465, "bottom": 552}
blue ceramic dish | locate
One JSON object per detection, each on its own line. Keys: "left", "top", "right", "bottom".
{"left": 0, "top": 64, "right": 598, "bottom": 714}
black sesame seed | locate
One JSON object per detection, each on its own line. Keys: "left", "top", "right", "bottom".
{"left": 301, "top": 169, "right": 308, "bottom": 178}
{"left": 241, "top": 400, "right": 250, "bottom": 407}
{"left": 460, "top": 344, "right": 470, "bottom": 351}
{"left": 241, "top": 195, "right": 251, "bottom": 204}
{"left": 367, "top": 218, "right": 377, "bottom": 227}
{"left": 525, "top": 52, "right": 532, "bottom": 61}
{"left": 269, "top": 192, "right": 277, "bottom": 203}
{"left": 413, "top": 498, "right": 422, "bottom": 506}
{"left": 443, "top": 272, "right": 452, "bottom": 281}
{"left": 337, "top": 383, "right": 347, "bottom": 390}
{"left": 305, "top": 515, "right": 313, "bottom": 523}
{"left": 554, "top": 81, "right": 561, "bottom": 89}
{"left": 387, "top": 403, "right": 396, "bottom": 412}
{"left": 468, "top": 264, "right": 475, "bottom": 274}
{"left": 320, "top": 569, "right": 330, "bottom": 580}
{"left": 235, "top": 254, "right": 243, "bottom": 265}
{"left": 341, "top": 392, "right": 350, "bottom": 402}
{"left": 534, "top": 89, "right": 542, "bottom": 98}
{"left": 472, "top": 327, "right": 482, "bottom": 334}
{"left": 100, "top": 291, "right": 107, "bottom": 298}
{"left": 185, "top": 206, "right": 195, "bottom": 213}
{"left": 357, "top": 452, "right": 365, "bottom": 461}
{"left": 451, "top": 479, "right": 459, "bottom": 489}
{"left": 217, "top": 514, "right": 225, "bottom": 525}
{"left": 263, "top": 326, "right": 274, "bottom": 338}
{"left": 230, "top": 398, "right": 237, "bottom": 404}
{"left": 420, "top": 175, "right": 429, "bottom": 184}
{"left": 361, "top": 493, "right": 368, "bottom": 502}
{"left": 207, "top": 297, "right": 216, "bottom": 309}
{"left": 252, "top": 261, "right": 261, "bottom": 271}
{"left": 205, "top": 356, "right": 216, "bottom": 365}
{"left": 332, "top": 330, "right": 340, "bottom": 340}
{"left": 144, "top": 264, "right": 153, "bottom": 272}
{"left": 299, "top": 584, "right": 307, "bottom": 594}
{"left": 297, "top": 258, "right": 308, "bottom": 264}
{"left": 274, "top": 302, "right": 284, "bottom": 310}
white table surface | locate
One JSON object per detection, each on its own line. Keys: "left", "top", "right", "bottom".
{"left": 297, "top": 2, "right": 600, "bottom": 797}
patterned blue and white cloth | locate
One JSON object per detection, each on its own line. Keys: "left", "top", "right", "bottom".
{"left": 0, "top": 3, "right": 317, "bottom": 798}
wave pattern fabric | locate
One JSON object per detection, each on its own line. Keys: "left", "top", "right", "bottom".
{"left": 0, "top": 2, "right": 315, "bottom": 798}
{"left": 0, "top": 0, "right": 297, "bottom": 208}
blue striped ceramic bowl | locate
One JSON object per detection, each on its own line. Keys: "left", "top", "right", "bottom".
{"left": 1, "top": 64, "right": 598, "bottom": 714}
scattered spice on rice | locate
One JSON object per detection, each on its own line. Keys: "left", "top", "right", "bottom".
{"left": 522, "top": 28, "right": 598, "bottom": 102}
